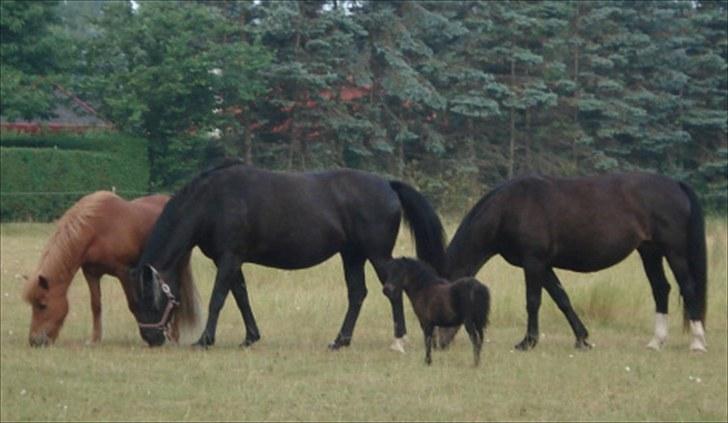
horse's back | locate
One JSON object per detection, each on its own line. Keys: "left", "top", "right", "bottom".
{"left": 82, "top": 193, "right": 170, "bottom": 270}
{"left": 494, "top": 172, "right": 691, "bottom": 270}
{"left": 196, "top": 166, "right": 401, "bottom": 267}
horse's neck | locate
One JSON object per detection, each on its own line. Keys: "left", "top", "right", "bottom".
{"left": 35, "top": 230, "right": 91, "bottom": 293}
{"left": 140, "top": 199, "right": 199, "bottom": 272}
{"left": 447, "top": 214, "right": 498, "bottom": 279}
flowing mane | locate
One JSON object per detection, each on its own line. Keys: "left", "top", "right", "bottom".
{"left": 23, "top": 192, "right": 114, "bottom": 301}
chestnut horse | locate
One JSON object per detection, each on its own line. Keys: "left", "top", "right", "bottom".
{"left": 22, "top": 191, "right": 201, "bottom": 347}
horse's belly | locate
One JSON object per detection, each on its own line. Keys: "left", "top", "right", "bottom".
{"left": 552, "top": 249, "right": 634, "bottom": 272}
{"left": 247, "top": 241, "right": 341, "bottom": 270}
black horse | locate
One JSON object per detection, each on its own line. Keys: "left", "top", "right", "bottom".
{"left": 132, "top": 160, "right": 446, "bottom": 350}
{"left": 382, "top": 257, "right": 490, "bottom": 366}
{"left": 439, "top": 171, "right": 707, "bottom": 352}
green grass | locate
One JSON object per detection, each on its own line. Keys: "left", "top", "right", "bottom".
{"left": 1, "top": 220, "right": 727, "bottom": 421}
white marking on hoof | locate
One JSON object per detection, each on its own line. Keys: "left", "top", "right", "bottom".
{"left": 390, "top": 337, "right": 406, "bottom": 353}
{"left": 647, "top": 313, "right": 668, "bottom": 351}
{"left": 689, "top": 320, "right": 707, "bottom": 352}
{"left": 646, "top": 338, "right": 663, "bottom": 351}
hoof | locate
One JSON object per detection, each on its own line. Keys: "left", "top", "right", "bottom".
{"left": 574, "top": 339, "right": 593, "bottom": 350}
{"left": 390, "top": 337, "right": 406, "bottom": 353}
{"left": 690, "top": 341, "right": 707, "bottom": 353}
{"left": 192, "top": 334, "right": 214, "bottom": 349}
{"left": 646, "top": 338, "right": 665, "bottom": 351}
{"left": 240, "top": 333, "right": 260, "bottom": 348}
{"left": 328, "top": 337, "right": 351, "bottom": 351}
{"left": 514, "top": 335, "right": 538, "bottom": 351}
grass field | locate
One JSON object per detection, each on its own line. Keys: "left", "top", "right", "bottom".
{"left": 1, "top": 220, "right": 726, "bottom": 421}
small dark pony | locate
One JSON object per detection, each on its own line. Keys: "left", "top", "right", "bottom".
{"left": 133, "top": 160, "right": 447, "bottom": 351}
{"left": 440, "top": 171, "right": 707, "bottom": 352}
{"left": 382, "top": 257, "right": 490, "bottom": 366}
{"left": 22, "top": 191, "right": 201, "bottom": 347}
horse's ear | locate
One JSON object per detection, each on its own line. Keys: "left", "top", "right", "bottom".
{"left": 38, "top": 276, "right": 49, "bottom": 291}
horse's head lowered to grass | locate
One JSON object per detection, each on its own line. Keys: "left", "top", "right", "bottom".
{"left": 23, "top": 273, "right": 69, "bottom": 347}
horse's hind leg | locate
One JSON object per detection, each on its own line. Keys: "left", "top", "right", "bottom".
{"left": 463, "top": 319, "right": 482, "bottom": 367}
{"left": 329, "top": 252, "right": 367, "bottom": 350}
{"left": 542, "top": 268, "right": 591, "bottom": 350}
{"left": 665, "top": 252, "right": 707, "bottom": 352}
{"left": 230, "top": 269, "right": 261, "bottom": 347}
{"left": 638, "top": 246, "right": 670, "bottom": 350}
{"left": 82, "top": 269, "right": 102, "bottom": 344}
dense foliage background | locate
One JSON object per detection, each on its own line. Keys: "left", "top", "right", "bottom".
{"left": 1, "top": 0, "right": 726, "bottom": 216}
{"left": 0, "top": 132, "right": 149, "bottom": 220}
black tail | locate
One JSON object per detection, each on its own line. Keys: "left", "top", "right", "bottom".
{"left": 389, "top": 181, "right": 447, "bottom": 275}
{"left": 472, "top": 282, "right": 491, "bottom": 332}
{"left": 679, "top": 182, "right": 708, "bottom": 328}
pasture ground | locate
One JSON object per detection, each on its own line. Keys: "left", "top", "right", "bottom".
{"left": 1, "top": 220, "right": 727, "bottom": 421}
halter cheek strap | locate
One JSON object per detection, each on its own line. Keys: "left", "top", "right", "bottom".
{"left": 137, "top": 276, "right": 180, "bottom": 337}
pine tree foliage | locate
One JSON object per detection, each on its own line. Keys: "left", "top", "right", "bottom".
{"left": 2, "top": 0, "right": 725, "bottom": 211}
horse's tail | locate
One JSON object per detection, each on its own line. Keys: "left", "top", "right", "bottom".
{"left": 679, "top": 181, "right": 707, "bottom": 329}
{"left": 472, "top": 281, "right": 491, "bottom": 332}
{"left": 389, "top": 181, "right": 447, "bottom": 275}
{"left": 175, "top": 254, "right": 203, "bottom": 342}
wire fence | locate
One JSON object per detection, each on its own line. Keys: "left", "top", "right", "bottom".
{"left": 0, "top": 189, "right": 154, "bottom": 197}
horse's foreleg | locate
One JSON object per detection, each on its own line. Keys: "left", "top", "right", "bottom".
{"left": 194, "top": 256, "right": 237, "bottom": 348}
{"left": 515, "top": 261, "right": 543, "bottom": 351}
{"left": 372, "top": 257, "right": 408, "bottom": 352}
{"left": 542, "top": 268, "right": 591, "bottom": 350}
{"left": 230, "top": 269, "right": 260, "bottom": 348}
{"left": 82, "top": 269, "right": 102, "bottom": 344}
{"left": 638, "top": 248, "right": 670, "bottom": 350}
{"left": 330, "top": 253, "right": 367, "bottom": 350}
{"left": 423, "top": 323, "right": 434, "bottom": 365}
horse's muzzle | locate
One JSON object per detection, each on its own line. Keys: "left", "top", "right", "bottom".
{"left": 29, "top": 332, "right": 51, "bottom": 348}
{"left": 140, "top": 327, "right": 167, "bottom": 347}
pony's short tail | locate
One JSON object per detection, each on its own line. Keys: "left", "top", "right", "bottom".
{"left": 389, "top": 181, "right": 447, "bottom": 275}
{"left": 472, "top": 282, "right": 491, "bottom": 332}
{"left": 679, "top": 182, "right": 707, "bottom": 330}
{"left": 175, "top": 254, "right": 203, "bottom": 343}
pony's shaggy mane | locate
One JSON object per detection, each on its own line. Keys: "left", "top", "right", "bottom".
{"left": 23, "top": 192, "right": 116, "bottom": 302}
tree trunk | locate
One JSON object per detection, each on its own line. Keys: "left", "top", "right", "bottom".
{"left": 525, "top": 107, "right": 531, "bottom": 171}
{"left": 572, "top": 2, "right": 581, "bottom": 171}
{"left": 243, "top": 121, "right": 253, "bottom": 165}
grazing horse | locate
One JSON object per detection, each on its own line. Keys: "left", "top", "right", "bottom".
{"left": 439, "top": 172, "right": 707, "bottom": 352}
{"left": 133, "top": 160, "right": 447, "bottom": 351}
{"left": 22, "top": 191, "right": 201, "bottom": 347}
{"left": 382, "top": 257, "right": 490, "bottom": 366}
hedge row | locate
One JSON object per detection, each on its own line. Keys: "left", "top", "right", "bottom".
{"left": 0, "top": 132, "right": 150, "bottom": 221}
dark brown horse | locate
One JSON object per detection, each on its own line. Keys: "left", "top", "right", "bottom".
{"left": 22, "top": 191, "right": 201, "bottom": 347}
{"left": 382, "top": 257, "right": 490, "bottom": 366}
{"left": 440, "top": 172, "right": 707, "bottom": 352}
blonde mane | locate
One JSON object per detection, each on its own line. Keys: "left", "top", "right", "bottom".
{"left": 23, "top": 192, "right": 116, "bottom": 301}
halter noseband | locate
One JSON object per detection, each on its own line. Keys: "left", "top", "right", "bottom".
{"left": 137, "top": 266, "right": 179, "bottom": 338}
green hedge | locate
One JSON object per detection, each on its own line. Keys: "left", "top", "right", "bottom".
{"left": 0, "top": 132, "right": 150, "bottom": 221}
